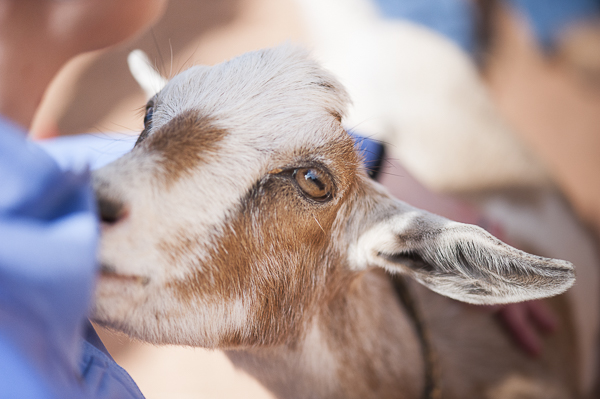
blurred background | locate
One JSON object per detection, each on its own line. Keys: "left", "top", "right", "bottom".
{"left": 31, "top": 0, "right": 600, "bottom": 397}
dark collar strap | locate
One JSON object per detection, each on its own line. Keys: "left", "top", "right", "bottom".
{"left": 348, "top": 132, "right": 386, "bottom": 180}
{"left": 391, "top": 275, "right": 442, "bottom": 399}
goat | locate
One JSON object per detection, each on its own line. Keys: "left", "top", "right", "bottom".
{"left": 93, "top": 45, "right": 580, "bottom": 399}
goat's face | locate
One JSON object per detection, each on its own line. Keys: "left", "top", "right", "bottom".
{"left": 93, "top": 46, "right": 575, "bottom": 348}
{"left": 93, "top": 46, "right": 360, "bottom": 347}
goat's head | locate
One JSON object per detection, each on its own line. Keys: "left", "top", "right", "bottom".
{"left": 92, "top": 45, "right": 574, "bottom": 348}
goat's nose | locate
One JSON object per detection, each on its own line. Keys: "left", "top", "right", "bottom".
{"left": 97, "top": 196, "right": 127, "bottom": 225}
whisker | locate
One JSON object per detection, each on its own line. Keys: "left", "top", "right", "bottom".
{"left": 312, "top": 214, "right": 326, "bottom": 234}
{"left": 150, "top": 28, "right": 166, "bottom": 77}
{"left": 177, "top": 43, "right": 202, "bottom": 76}
{"left": 169, "top": 39, "right": 174, "bottom": 79}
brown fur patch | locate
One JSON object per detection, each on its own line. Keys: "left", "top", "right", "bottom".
{"left": 330, "top": 110, "right": 342, "bottom": 123}
{"left": 320, "top": 270, "right": 425, "bottom": 399}
{"left": 144, "top": 110, "right": 227, "bottom": 185}
{"left": 164, "top": 131, "right": 360, "bottom": 347}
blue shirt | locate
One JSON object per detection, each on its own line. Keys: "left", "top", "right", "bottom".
{"left": 0, "top": 117, "right": 143, "bottom": 399}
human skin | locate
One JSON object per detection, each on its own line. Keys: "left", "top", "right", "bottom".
{"left": 0, "top": 0, "right": 167, "bottom": 129}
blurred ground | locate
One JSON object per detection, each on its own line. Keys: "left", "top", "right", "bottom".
{"left": 31, "top": 0, "right": 600, "bottom": 398}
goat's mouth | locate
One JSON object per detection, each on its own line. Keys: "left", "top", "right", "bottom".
{"left": 99, "top": 264, "right": 150, "bottom": 285}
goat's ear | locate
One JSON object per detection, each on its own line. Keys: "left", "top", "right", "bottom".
{"left": 351, "top": 200, "right": 575, "bottom": 305}
{"left": 127, "top": 50, "right": 168, "bottom": 99}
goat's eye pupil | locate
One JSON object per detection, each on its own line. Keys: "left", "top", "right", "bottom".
{"left": 294, "top": 168, "right": 332, "bottom": 202}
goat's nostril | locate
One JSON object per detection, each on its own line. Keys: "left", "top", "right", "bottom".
{"left": 97, "top": 196, "right": 126, "bottom": 224}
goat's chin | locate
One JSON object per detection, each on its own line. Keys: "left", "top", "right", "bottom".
{"left": 92, "top": 280, "right": 253, "bottom": 348}
{"left": 92, "top": 279, "right": 146, "bottom": 330}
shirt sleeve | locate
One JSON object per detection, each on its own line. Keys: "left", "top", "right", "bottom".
{"left": 0, "top": 119, "right": 142, "bottom": 398}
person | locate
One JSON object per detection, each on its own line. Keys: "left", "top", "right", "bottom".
{"left": 0, "top": 0, "right": 558, "bottom": 397}
{"left": 0, "top": 0, "right": 167, "bottom": 397}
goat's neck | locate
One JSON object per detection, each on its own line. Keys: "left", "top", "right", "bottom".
{"left": 226, "top": 270, "right": 425, "bottom": 399}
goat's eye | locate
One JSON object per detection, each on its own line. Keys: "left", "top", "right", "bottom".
{"left": 293, "top": 168, "right": 332, "bottom": 202}
{"left": 135, "top": 102, "right": 154, "bottom": 146}
{"left": 143, "top": 105, "right": 154, "bottom": 129}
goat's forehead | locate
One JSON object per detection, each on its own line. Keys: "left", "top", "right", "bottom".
{"left": 151, "top": 46, "right": 350, "bottom": 135}
{"left": 129, "top": 46, "right": 358, "bottom": 223}
{"left": 141, "top": 107, "right": 354, "bottom": 184}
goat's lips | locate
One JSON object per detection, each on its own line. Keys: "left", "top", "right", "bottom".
{"left": 99, "top": 265, "right": 149, "bottom": 285}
